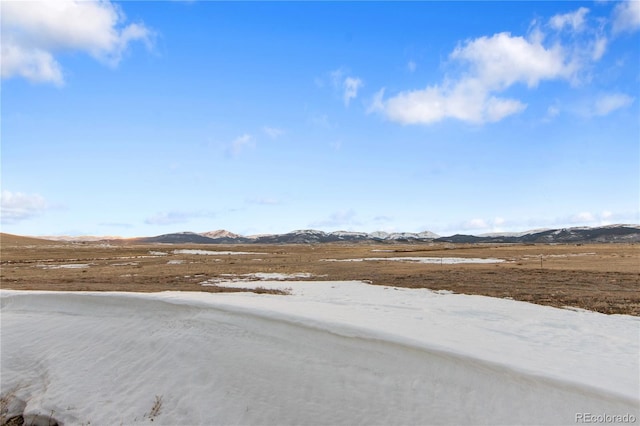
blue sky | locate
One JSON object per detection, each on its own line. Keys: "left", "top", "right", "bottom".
{"left": 1, "top": 1, "right": 639, "bottom": 237}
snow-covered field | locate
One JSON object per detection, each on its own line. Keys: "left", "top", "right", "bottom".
{"left": 1, "top": 281, "right": 638, "bottom": 425}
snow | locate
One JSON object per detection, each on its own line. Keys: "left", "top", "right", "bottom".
{"left": 36, "top": 263, "right": 91, "bottom": 269}
{"left": 523, "top": 253, "right": 596, "bottom": 258}
{"left": 249, "top": 272, "right": 313, "bottom": 280}
{"left": 200, "top": 272, "right": 316, "bottom": 287}
{"left": 1, "top": 283, "right": 638, "bottom": 425}
{"left": 321, "top": 256, "right": 505, "bottom": 264}
{"left": 172, "top": 249, "right": 265, "bottom": 255}
{"left": 198, "top": 230, "right": 241, "bottom": 239}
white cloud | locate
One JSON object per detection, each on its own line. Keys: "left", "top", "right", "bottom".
{"left": 449, "top": 32, "right": 572, "bottom": 90}
{"left": 612, "top": 0, "right": 640, "bottom": 34}
{"left": 1, "top": 0, "right": 153, "bottom": 85}
{"left": 330, "top": 68, "right": 345, "bottom": 87}
{"left": 571, "top": 212, "right": 596, "bottom": 223}
{"left": 454, "top": 217, "right": 512, "bottom": 234}
{"left": 372, "top": 32, "right": 573, "bottom": 125}
{"left": 371, "top": 2, "right": 639, "bottom": 127}
{"left": 407, "top": 60, "right": 417, "bottom": 73}
{"left": 593, "top": 93, "right": 634, "bottom": 116}
{"left": 546, "top": 103, "right": 561, "bottom": 119}
{"left": 591, "top": 37, "right": 608, "bottom": 61}
{"left": 329, "top": 68, "right": 363, "bottom": 106}
{"left": 145, "top": 210, "right": 216, "bottom": 225}
{"left": 227, "top": 134, "right": 254, "bottom": 157}
{"left": 262, "top": 127, "right": 284, "bottom": 139}
{"left": 600, "top": 211, "right": 613, "bottom": 226}
{"left": 549, "top": 7, "right": 590, "bottom": 32}
{"left": 462, "top": 218, "right": 489, "bottom": 230}
{"left": 378, "top": 78, "right": 527, "bottom": 125}
{"left": 1, "top": 43, "right": 63, "bottom": 85}
{"left": 564, "top": 210, "right": 638, "bottom": 227}
{"left": 441, "top": 210, "right": 638, "bottom": 235}
{"left": 1, "top": 190, "right": 49, "bottom": 224}
{"left": 343, "top": 77, "right": 363, "bottom": 106}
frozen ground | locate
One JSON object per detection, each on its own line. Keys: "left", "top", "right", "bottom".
{"left": 172, "top": 249, "right": 265, "bottom": 255}
{"left": 1, "top": 281, "right": 638, "bottom": 425}
{"left": 320, "top": 257, "right": 505, "bottom": 264}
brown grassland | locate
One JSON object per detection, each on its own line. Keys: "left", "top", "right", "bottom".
{"left": 1, "top": 233, "right": 638, "bottom": 315}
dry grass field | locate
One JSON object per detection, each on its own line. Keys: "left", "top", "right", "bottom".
{"left": 1, "top": 233, "right": 638, "bottom": 315}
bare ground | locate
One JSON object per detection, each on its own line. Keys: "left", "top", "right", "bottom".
{"left": 1, "top": 234, "right": 638, "bottom": 315}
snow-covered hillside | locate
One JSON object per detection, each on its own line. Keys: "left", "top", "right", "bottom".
{"left": 1, "top": 283, "right": 638, "bottom": 425}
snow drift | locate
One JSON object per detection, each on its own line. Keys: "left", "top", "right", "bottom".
{"left": 1, "top": 282, "right": 638, "bottom": 425}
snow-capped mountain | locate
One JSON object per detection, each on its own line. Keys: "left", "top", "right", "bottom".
{"left": 126, "top": 225, "right": 640, "bottom": 244}
{"left": 436, "top": 225, "right": 640, "bottom": 244}
{"left": 199, "top": 230, "right": 242, "bottom": 239}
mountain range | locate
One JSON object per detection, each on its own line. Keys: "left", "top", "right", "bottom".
{"left": 122, "top": 224, "right": 640, "bottom": 245}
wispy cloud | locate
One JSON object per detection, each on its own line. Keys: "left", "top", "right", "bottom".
{"left": 144, "top": 210, "right": 216, "bottom": 226}
{"left": 343, "top": 76, "right": 363, "bottom": 106}
{"left": 262, "top": 126, "right": 284, "bottom": 139}
{"left": 549, "top": 7, "right": 589, "bottom": 32}
{"left": 1, "top": 0, "right": 153, "bottom": 85}
{"left": 226, "top": 133, "right": 254, "bottom": 157}
{"left": 407, "top": 60, "right": 417, "bottom": 73}
{"left": 1, "top": 190, "right": 49, "bottom": 224}
{"left": 310, "top": 209, "right": 360, "bottom": 229}
{"left": 330, "top": 68, "right": 363, "bottom": 106}
{"left": 570, "top": 92, "right": 635, "bottom": 117}
{"left": 592, "top": 93, "right": 634, "bottom": 116}
{"left": 308, "top": 113, "right": 332, "bottom": 129}
{"left": 373, "top": 215, "right": 394, "bottom": 223}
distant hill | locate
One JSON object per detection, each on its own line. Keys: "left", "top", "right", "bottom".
{"left": 127, "top": 225, "right": 640, "bottom": 245}
{"left": 434, "top": 225, "right": 640, "bottom": 244}
{"left": 0, "top": 233, "right": 60, "bottom": 247}
{"left": 133, "top": 232, "right": 235, "bottom": 244}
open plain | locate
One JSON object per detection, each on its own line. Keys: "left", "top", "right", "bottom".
{"left": 2, "top": 233, "right": 639, "bottom": 425}
{"left": 1, "top": 233, "right": 638, "bottom": 315}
